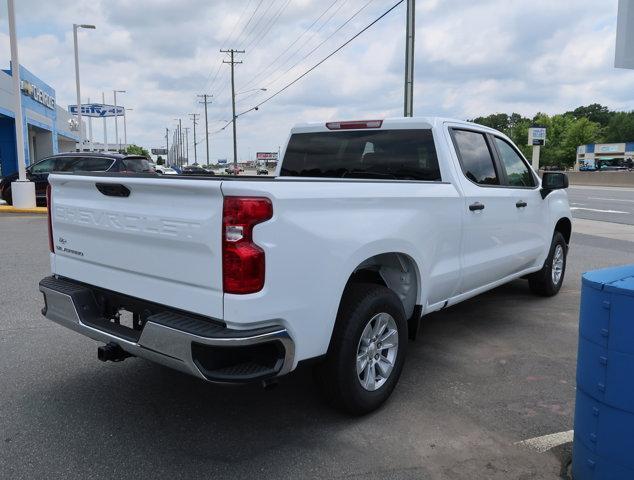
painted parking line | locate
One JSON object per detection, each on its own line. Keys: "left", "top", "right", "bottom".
{"left": 588, "top": 197, "right": 634, "bottom": 203}
{"left": 570, "top": 207, "right": 629, "bottom": 214}
{"left": 515, "top": 430, "right": 574, "bottom": 453}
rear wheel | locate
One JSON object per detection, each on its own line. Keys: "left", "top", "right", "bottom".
{"left": 315, "top": 283, "right": 407, "bottom": 415}
{"left": 528, "top": 231, "right": 567, "bottom": 296}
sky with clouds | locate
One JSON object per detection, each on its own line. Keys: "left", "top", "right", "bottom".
{"left": 0, "top": 0, "right": 631, "bottom": 163}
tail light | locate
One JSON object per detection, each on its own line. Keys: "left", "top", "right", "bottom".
{"left": 222, "top": 196, "right": 273, "bottom": 294}
{"left": 46, "top": 183, "right": 54, "bottom": 253}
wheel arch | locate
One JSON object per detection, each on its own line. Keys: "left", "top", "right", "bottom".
{"left": 344, "top": 252, "right": 421, "bottom": 322}
{"left": 554, "top": 217, "right": 572, "bottom": 244}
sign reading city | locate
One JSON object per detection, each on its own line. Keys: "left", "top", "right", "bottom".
{"left": 256, "top": 152, "right": 278, "bottom": 161}
{"left": 151, "top": 148, "right": 168, "bottom": 155}
{"left": 528, "top": 127, "right": 547, "bottom": 146}
{"left": 68, "top": 103, "right": 125, "bottom": 117}
{"left": 20, "top": 80, "right": 55, "bottom": 109}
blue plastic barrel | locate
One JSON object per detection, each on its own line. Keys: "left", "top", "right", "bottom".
{"left": 573, "top": 264, "right": 634, "bottom": 479}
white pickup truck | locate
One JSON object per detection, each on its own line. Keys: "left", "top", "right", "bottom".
{"left": 40, "top": 117, "right": 571, "bottom": 414}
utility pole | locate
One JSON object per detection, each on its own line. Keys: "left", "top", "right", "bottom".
{"left": 197, "top": 94, "right": 212, "bottom": 165}
{"left": 404, "top": 0, "right": 415, "bottom": 117}
{"left": 189, "top": 113, "right": 199, "bottom": 165}
{"left": 165, "top": 127, "right": 169, "bottom": 165}
{"left": 183, "top": 127, "right": 190, "bottom": 165}
{"left": 221, "top": 49, "right": 244, "bottom": 174}
{"left": 174, "top": 118, "right": 182, "bottom": 167}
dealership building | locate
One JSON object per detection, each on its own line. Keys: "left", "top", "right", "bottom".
{"left": 576, "top": 142, "right": 634, "bottom": 169}
{"left": 0, "top": 63, "right": 79, "bottom": 177}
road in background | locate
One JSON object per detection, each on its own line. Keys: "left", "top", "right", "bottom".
{"left": 2, "top": 213, "right": 634, "bottom": 479}
{"left": 568, "top": 185, "right": 634, "bottom": 225}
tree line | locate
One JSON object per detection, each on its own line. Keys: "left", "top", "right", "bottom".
{"left": 470, "top": 104, "right": 634, "bottom": 168}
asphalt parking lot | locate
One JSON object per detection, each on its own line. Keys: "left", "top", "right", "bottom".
{"left": 2, "top": 212, "right": 634, "bottom": 479}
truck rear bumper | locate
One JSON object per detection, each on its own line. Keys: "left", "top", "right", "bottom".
{"left": 39, "top": 276, "right": 295, "bottom": 383}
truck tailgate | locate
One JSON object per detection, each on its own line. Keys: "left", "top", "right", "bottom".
{"left": 48, "top": 174, "right": 224, "bottom": 320}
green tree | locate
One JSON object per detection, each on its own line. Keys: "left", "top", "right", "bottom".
{"left": 156, "top": 156, "right": 165, "bottom": 165}
{"left": 562, "top": 118, "right": 602, "bottom": 168}
{"left": 125, "top": 144, "right": 150, "bottom": 157}
{"left": 604, "top": 111, "right": 634, "bottom": 143}
{"left": 567, "top": 103, "right": 613, "bottom": 127}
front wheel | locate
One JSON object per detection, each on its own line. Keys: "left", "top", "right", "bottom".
{"left": 528, "top": 231, "right": 567, "bottom": 296}
{"left": 315, "top": 283, "right": 408, "bottom": 415}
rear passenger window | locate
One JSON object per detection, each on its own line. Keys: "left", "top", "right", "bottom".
{"left": 452, "top": 130, "right": 499, "bottom": 185}
{"left": 71, "top": 158, "right": 114, "bottom": 172}
{"left": 122, "top": 158, "right": 152, "bottom": 173}
{"left": 494, "top": 137, "right": 535, "bottom": 187}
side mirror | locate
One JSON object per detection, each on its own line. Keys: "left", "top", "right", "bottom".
{"left": 541, "top": 172, "right": 568, "bottom": 199}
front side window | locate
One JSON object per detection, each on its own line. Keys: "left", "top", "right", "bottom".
{"left": 494, "top": 137, "right": 535, "bottom": 187}
{"left": 281, "top": 129, "right": 441, "bottom": 181}
{"left": 452, "top": 130, "right": 499, "bottom": 185}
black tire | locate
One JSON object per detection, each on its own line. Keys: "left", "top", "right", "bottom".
{"left": 528, "top": 231, "right": 567, "bottom": 296}
{"left": 315, "top": 283, "right": 408, "bottom": 415}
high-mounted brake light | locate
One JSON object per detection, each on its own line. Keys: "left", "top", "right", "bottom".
{"left": 46, "top": 183, "right": 54, "bottom": 253}
{"left": 222, "top": 196, "right": 273, "bottom": 294}
{"left": 325, "top": 120, "right": 383, "bottom": 130}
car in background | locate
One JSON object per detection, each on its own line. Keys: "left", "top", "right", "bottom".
{"left": 256, "top": 164, "right": 269, "bottom": 175}
{"left": 154, "top": 165, "right": 178, "bottom": 175}
{"left": 181, "top": 165, "right": 213, "bottom": 176}
{"left": 0, "top": 152, "right": 154, "bottom": 206}
{"left": 224, "top": 165, "right": 243, "bottom": 175}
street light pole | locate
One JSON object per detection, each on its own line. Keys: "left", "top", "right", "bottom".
{"left": 102, "top": 91, "right": 108, "bottom": 151}
{"left": 73, "top": 23, "right": 95, "bottom": 150}
{"left": 113, "top": 89, "right": 125, "bottom": 152}
{"left": 87, "top": 96, "right": 93, "bottom": 151}
{"left": 123, "top": 108, "right": 132, "bottom": 150}
{"left": 6, "top": 0, "right": 35, "bottom": 207}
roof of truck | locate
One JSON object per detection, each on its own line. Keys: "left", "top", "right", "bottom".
{"left": 290, "top": 116, "right": 496, "bottom": 134}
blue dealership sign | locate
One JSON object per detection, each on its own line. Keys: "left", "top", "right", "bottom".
{"left": 68, "top": 103, "right": 124, "bottom": 117}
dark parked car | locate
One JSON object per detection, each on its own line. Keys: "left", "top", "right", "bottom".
{"left": 0, "top": 152, "right": 154, "bottom": 206}
{"left": 180, "top": 165, "right": 214, "bottom": 176}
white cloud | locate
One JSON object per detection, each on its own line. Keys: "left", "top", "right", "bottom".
{"left": 0, "top": 0, "right": 630, "bottom": 161}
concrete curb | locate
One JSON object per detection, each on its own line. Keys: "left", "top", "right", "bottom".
{"left": 0, "top": 205, "right": 47, "bottom": 214}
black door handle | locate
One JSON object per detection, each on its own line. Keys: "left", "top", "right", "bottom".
{"left": 516, "top": 200, "right": 527, "bottom": 208}
{"left": 96, "top": 183, "right": 130, "bottom": 197}
{"left": 469, "top": 202, "right": 485, "bottom": 211}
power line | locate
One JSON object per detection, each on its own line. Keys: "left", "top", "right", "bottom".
{"left": 225, "top": 0, "right": 404, "bottom": 126}
{"left": 243, "top": 0, "right": 292, "bottom": 54}
{"left": 200, "top": 0, "right": 253, "bottom": 94}
{"left": 261, "top": 0, "right": 373, "bottom": 91}
{"left": 232, "top": 0, "right": 265, "bottom": 48}
{"left": 238, "top": 0, "right": 341, "bottom": 91}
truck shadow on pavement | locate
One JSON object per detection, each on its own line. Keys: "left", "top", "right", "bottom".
{"left": 18, "top": 279, "right": 571, "bottom": 479}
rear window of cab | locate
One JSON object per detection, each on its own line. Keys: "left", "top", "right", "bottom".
{"left": 280, "top": 129, "right": 441, "bottom": 181}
